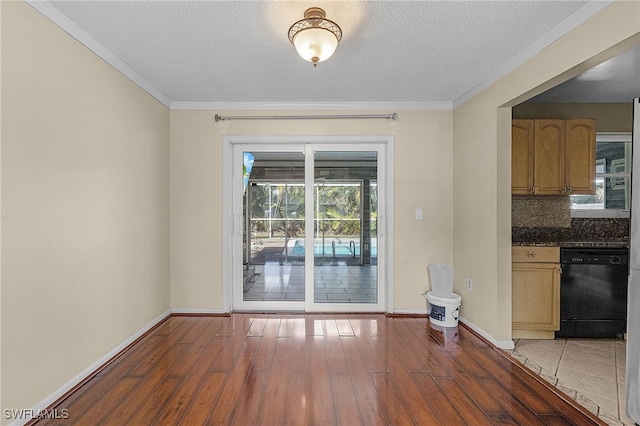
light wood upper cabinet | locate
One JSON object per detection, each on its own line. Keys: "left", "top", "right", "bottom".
{"left": 565, "top": 119, "right": 596, "bottom": 195}
{"left": 534, "top": 120, "right": 565, "bottom": 195}
{"left": 511, "top": 118, "right": 595, "bottom": 195}
{"left": 511, "top": 120, "right": 534, "bottom": 195}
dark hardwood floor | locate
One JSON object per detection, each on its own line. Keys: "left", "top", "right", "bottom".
{"left": 32, "top": 314, "right": 604, "bottom": 425}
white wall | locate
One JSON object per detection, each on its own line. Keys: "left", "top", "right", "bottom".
{"left": 169, "top": 109, "right": 454, "bottom": 312}
{"left": 1, "top": 1, "right": 170, "bottom": 413}
{"left": 452, "top": 0, "right": 640, "bottom": 342}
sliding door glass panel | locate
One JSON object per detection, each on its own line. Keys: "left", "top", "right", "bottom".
{"left": 313, "top": 151, "right": 378, "bottom": 303}
{"left": 242, "top": 151, "right": 305, "bottom": 302}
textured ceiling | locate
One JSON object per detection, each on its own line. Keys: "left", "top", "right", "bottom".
{"left": 526, "top": 44, "right": 640, "bottom": 103}
{"left": 33, "top": 1, "right": 636, "bottom": 108}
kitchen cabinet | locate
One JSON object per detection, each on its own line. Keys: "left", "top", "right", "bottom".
{"left": 511, "top": 119, "right": 595, "bottom": 195}
{"left": 512, "top": 246, "right": 561, "bottom": 339}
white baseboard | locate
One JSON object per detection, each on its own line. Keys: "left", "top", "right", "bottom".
{"left": 170, "top": 308, "right": 229, "bottom": 315}
{"left": 390, "top": 309, "right": 429, "bottom": 315}
{"left": 459, "top": 316, "right": 515, "bottom": 350}
{"left": 12, "top": 309, "right": 171, "bottom": 426}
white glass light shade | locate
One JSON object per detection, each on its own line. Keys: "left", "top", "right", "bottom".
{"left": 288, "top": 7, "right": 342, "bottom": 67}
{"left": 292, "top": 27, "right": 339, "bottom": 65}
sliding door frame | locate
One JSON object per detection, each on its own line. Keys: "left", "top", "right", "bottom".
{"left": 222, "top": 135, "right": 395, "bottom": 313}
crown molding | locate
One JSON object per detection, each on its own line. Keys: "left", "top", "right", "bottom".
{"left": 453, "top": 0, "right": 614, "bottom": 109}
{"left": 170, "top": 101, "right": 452, "bottom": 111}
{"left": 26, "top": 0, "right": 171, "bottom": 108}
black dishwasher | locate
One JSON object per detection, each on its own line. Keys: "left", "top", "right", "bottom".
{"left": 557, "top": 247, "right": 628, "bottom": 338}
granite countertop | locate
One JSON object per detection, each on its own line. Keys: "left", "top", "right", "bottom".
{"left": 512, "top": 241, "right": 629, "bottom": 248}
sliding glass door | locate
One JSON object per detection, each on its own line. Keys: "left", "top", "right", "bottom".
{"left": 232, "top": 141, "right": 385, "bottom": 312}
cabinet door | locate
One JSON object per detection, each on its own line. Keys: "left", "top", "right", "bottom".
{"left": 565, "top": 119, "right": 595, "bottom": 194}
{"left": 512, "top": 120, "right": 534, "bottom": 194}
{"left": 533, "top": 120, "right": 565, "bottom": 195}
{"left": 512, "top": 263, "right": 560, "bottom": 331}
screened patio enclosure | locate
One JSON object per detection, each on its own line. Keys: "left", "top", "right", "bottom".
{"left": 241, "top": 150, "right": 379, "bottom": 304}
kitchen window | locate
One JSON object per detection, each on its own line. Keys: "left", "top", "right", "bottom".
{"left": 571, "top": 132, "right": 632, "bottom": 218}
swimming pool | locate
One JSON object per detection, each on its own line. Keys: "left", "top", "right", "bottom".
{"left": 286, "top": 239, "right": 377, "bottom": 257}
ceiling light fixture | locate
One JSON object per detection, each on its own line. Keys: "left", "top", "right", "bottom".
{"left": 288, "top": 7, "right": 342, "bottom": 67}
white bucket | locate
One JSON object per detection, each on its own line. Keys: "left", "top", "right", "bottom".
{"left": 425, "top": 291, "right": 461, "bottom": 328}
{"left": 428, "top": 263, "right": 454, "bottom": 298}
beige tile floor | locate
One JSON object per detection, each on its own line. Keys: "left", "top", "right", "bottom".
{"left": 511, "top": 339, "right": 634, "bottom": 426}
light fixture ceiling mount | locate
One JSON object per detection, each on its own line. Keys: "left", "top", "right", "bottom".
{"left": 288, "top": 7, "right": 342, "bottom": 67}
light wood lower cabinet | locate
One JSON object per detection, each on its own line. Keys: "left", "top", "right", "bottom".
{"left": 512, "top": 246, "right": 561, "bottom": 339}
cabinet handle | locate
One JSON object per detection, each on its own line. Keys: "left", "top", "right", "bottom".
{"left": 530, "top": 186, "right": 535, "bottom": 194}
{"left": 528, "top": 251, "right": 536, "bottom": 258}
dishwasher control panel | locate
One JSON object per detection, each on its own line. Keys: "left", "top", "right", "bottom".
{"left": 561, "top": 248, "right": 629, "bottom": 265}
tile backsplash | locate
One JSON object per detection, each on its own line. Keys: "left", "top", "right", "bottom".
{"left": 512, "top": 196, "right": 630, "bottom": 243}
{"left": 512, "top": 196, "right": 571, "bottom": 227}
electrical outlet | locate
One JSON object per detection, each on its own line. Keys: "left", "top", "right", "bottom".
{"left": 466, "top": 277, "right": 473, "bottom": 292}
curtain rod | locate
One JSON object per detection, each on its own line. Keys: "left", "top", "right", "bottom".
{"left": 214, "top": 113, "right": 397, "bottom": 122}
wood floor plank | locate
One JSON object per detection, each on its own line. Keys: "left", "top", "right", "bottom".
{"left": 383, "top": 334, "right": 443, "bottom": 424}
{"left": 538, "top": 414, "right": 579, "bottom": 425}
{"left": 481, "top": 378, "right": 548, "bottom": 425}
{"left": 334, "top": 315, "right": 356, "bottom": 336}
{"left": 31, "top": 314, "right": 603, "bottom": 426}
{"left": 307, "top": 336, "right": 337, "bottom": 426}
{"left": 205, "top": 336, "right": 261, "bottom": 425}
{"left": 435, "top": 377, "right": 495, "bottom": 425}
{"left": 94, "top": 333, "right": 165, "bottom": 378}
{"left": 153, "top": 334, "right": 230, "bottom": 425}
{"left": 412, "top": 372, "right": 467, "bottom": 425}
{"left": 464, "top": 344, "right": 602, "bottom": 424}
{"left": 229, "top": 370, "right": 269, "bottom": 426}
{"left": 127, "top": 376, "right": 181, "bottom": 424}
{"left": 69, "top": 377, "right": 141, "bottom": 425}
{"left": 329, "top": 371, "right": 362, "bottom": 425}
{"left": 258, "top": 369, "right": 289, "bottom": 424}
{"left": 293, "top": 316, "right": 307, "bottom": 339}
{"left": 351, "top": 330, "right": 389, "bottom": 372}
{"left": 176, "top": 317, "right": 208, "bottom": 343}
{"left": 251, "top": 316, "right": 281, "bottom": 372}
{"left": 323, "top": 316, "right": 348, "bottom": 372}
{"left": 246, "top": 314, "right": 269, "bottom": 336}
{"left": 127, "top": 329, "right": 189, "bottom": 378}
{"left": 370, "top": 371, "right": 420, "bottom": 425}
{"left": 178, "top": 371, "right": 227, "bottom": 425}
{"left": 305, "top": 314, "right": 325, "bottom": 336}
{"left": 153, "top": 376, "right": 204, "bottom": 425}
{"left": 361, "top": 314, "right": 387, "bottom": 337}
{"left": 59, "top": 342, "right": 187, "bottom": 421}
{"left": 452, "top": 374, "right": 507, "bottom": 414}
{"left": 340, "top": 336, "right": 387, "bottom": 425}
{"left": 386, "top": 319, "right": 451, "bottom": 377}
{"left": 285, "top": 371, "right": 311, "bottom": 426}
{"left": 277, "top": 315, "right": 296, "bottom": 338}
